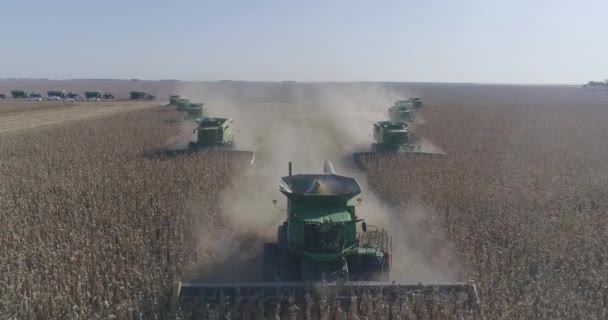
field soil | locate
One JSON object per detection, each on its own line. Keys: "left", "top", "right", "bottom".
{"left": 1, "top": 81, "right": 608, "bottom": 319}
{"left": 0, "top": 101, "right": 156, "bottom": 134}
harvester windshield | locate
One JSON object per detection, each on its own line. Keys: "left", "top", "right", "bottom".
{"left": 303, "top": 222, "right": 345, "bottom": 253}
{"left": 198, "top": 128, "right": 219, "bottom": 143}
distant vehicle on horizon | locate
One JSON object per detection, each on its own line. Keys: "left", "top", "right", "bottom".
{"left": 583, "top": 80, "right": 608, "bottom": 90}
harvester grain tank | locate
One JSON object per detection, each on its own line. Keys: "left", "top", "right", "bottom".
{"left": 11, "top": 90, "right": 29, "bottom": 99}
{"left": 353, "top": 120, "right": 445, "bottom": 170}
{"left": 152, "top": 117, "right": 255, "bottom": 165}
{"left": 173, "top": 161, "right": 478, "bottom": 316}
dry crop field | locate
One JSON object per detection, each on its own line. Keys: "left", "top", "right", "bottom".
{"left": 1, "top": 83, "right": 608, "bottom": 319}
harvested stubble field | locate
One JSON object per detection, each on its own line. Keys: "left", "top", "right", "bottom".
{"left": 1, "top": 84, "right": 608, "bottom": 319}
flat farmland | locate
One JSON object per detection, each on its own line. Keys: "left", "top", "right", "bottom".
{"left": 0, "top": 101, "right": 157, "bottom": 134}
{"left": 1, "top": 82, "right": 607, "bottom": 319}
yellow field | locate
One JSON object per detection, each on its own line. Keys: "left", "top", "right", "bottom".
{"left": 1, "top": 84, "right": 607, "bottom": 319}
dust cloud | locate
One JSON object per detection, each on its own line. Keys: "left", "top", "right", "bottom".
{"left": 176, "top": 82, "right": 461, "bottom": 282}
{"left": 163, "top": 120, "right": 197, "bottom": 150}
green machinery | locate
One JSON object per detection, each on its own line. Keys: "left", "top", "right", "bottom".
{"left": 168, "top": 95, "right": 181, "bottom": 106}
{"left": 175, "top": 98, "right": 191, "bottom": 110}
{"left": 129, "top": 91, "right": 156, "bottom": 100}
{"left": 85, "top": 91, "right": 102, "bottom": 99}
{"left": 184, "top": 102, "right": 205, "bottom": 119}
{"left": 173, "top": 161, "right": 477, "bottom": 315}
{"left": 353, "top": 121, "right": 445, "bottom": 169}
{"left": 29, "top": 92, "right": 42, "bottom": 99}
{"left": 173, "top": 97, "right": 205, "bottom": 120}
{"left": 409, "top": 97, "right": 423, "bottom": 108}
{"left": 47, "top": 90, "right": 66, "bottom": 99}
{"left": 387, "top": 98, "right": 423, "bottom": 122}
{"left": 10, "top": 90, "right": 29, "bottom": 98}
{"left": 102, "top": 92, "right": 115, "bottom": 99}
{"left": 155, "top": 117, "right": 255, "bottom": 165}
{"left": 66, "top": 92, "right": 80, "bottom": 99}
{"left": 188, "top": 117, "right": 238, "bottom": 150}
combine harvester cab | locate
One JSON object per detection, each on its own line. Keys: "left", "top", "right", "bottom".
{"left": 353, "top": 121, "right": 446, "bottom": 170}
{"left": 168, "top": 95, "right": 181, "bottom": 106}
{"left": 388, "top": 100, "right": 415, "bottom": 123}
{"left": 184, "top": 102, "right": 205, "bottom": 120}
{"left": 173, "top": 161, "right": 478, "bottom": 318}
{"left": 150, "top": 117, "right": 255, "bottom": 165}
{"left": 388, "top": 98, "right": 424, "bottom": 122}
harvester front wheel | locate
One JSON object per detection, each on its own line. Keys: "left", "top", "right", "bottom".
{"left": 263, "top": 243, "right": 279, "bottom": 281}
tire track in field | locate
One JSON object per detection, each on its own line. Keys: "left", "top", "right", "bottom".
{"left": 0, "top": 102, "right": 157, "bottom": 134}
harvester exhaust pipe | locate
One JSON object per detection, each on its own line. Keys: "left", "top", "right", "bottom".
{"left": 288, "top": 162, "right": 292, "bottom": 176}
{"left": 323, "top": 160, "right": 336, "bottom": 174}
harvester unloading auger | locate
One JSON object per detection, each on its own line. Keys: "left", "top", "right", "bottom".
{"left": 353, "top": 120, "right": 446, "bottom": 170}
{"left": 172, "top": 161, "right": 478, "bottom": 318}
{"left": 149, "top": 117, "right": 255, "bottom": 165}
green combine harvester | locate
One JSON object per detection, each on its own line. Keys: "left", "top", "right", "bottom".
{"left": 387, "top": 98, "right": 423, "bottom": 122}
{"left": 47, "top": 90, "right": 66, "bottom": 99}
{"left": 66, "top": 92, "right": 80, "bottom": 99}
{"left": 10, "top": 90, "right": 29, "bottom": 99}
{"left": 129, "top": 91, "right": 156, "bottom": 100}
{"left": 85, "top": 91, "right": 102, "bottom": 100}
{"left": 171, "top": 97, "right": 205, "bottom": 120}
{"left": 175, "top": 98, "right": 191, "bottom": 110}
{"left": 173, "top": 161, "right": 477, "bottom": 317}
{"left": 168, "top": 95, "right": 181, "bottom": 106}
{"left": 102, "top": 92, "right": 115, "bottom": 99}
{"left": 353, "top": 120, "right": 445, "bottom": 170}
{"left": 153, "top": 117, "right": 255, "bottom": 164}
{"left": 184, "top": 102, "right": 205, "bottom": 120}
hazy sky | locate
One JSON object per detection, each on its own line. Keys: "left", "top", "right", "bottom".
{"left": 0, "top": 0, "right": 605, "bottom": 83}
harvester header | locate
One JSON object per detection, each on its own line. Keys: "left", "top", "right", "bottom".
{"left": 353, "top": 120, "right": 445, "bottom": 170}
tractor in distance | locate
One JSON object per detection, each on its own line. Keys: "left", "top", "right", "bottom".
{"left": 353, "top": 120, "right": 445, "bottom": 169}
